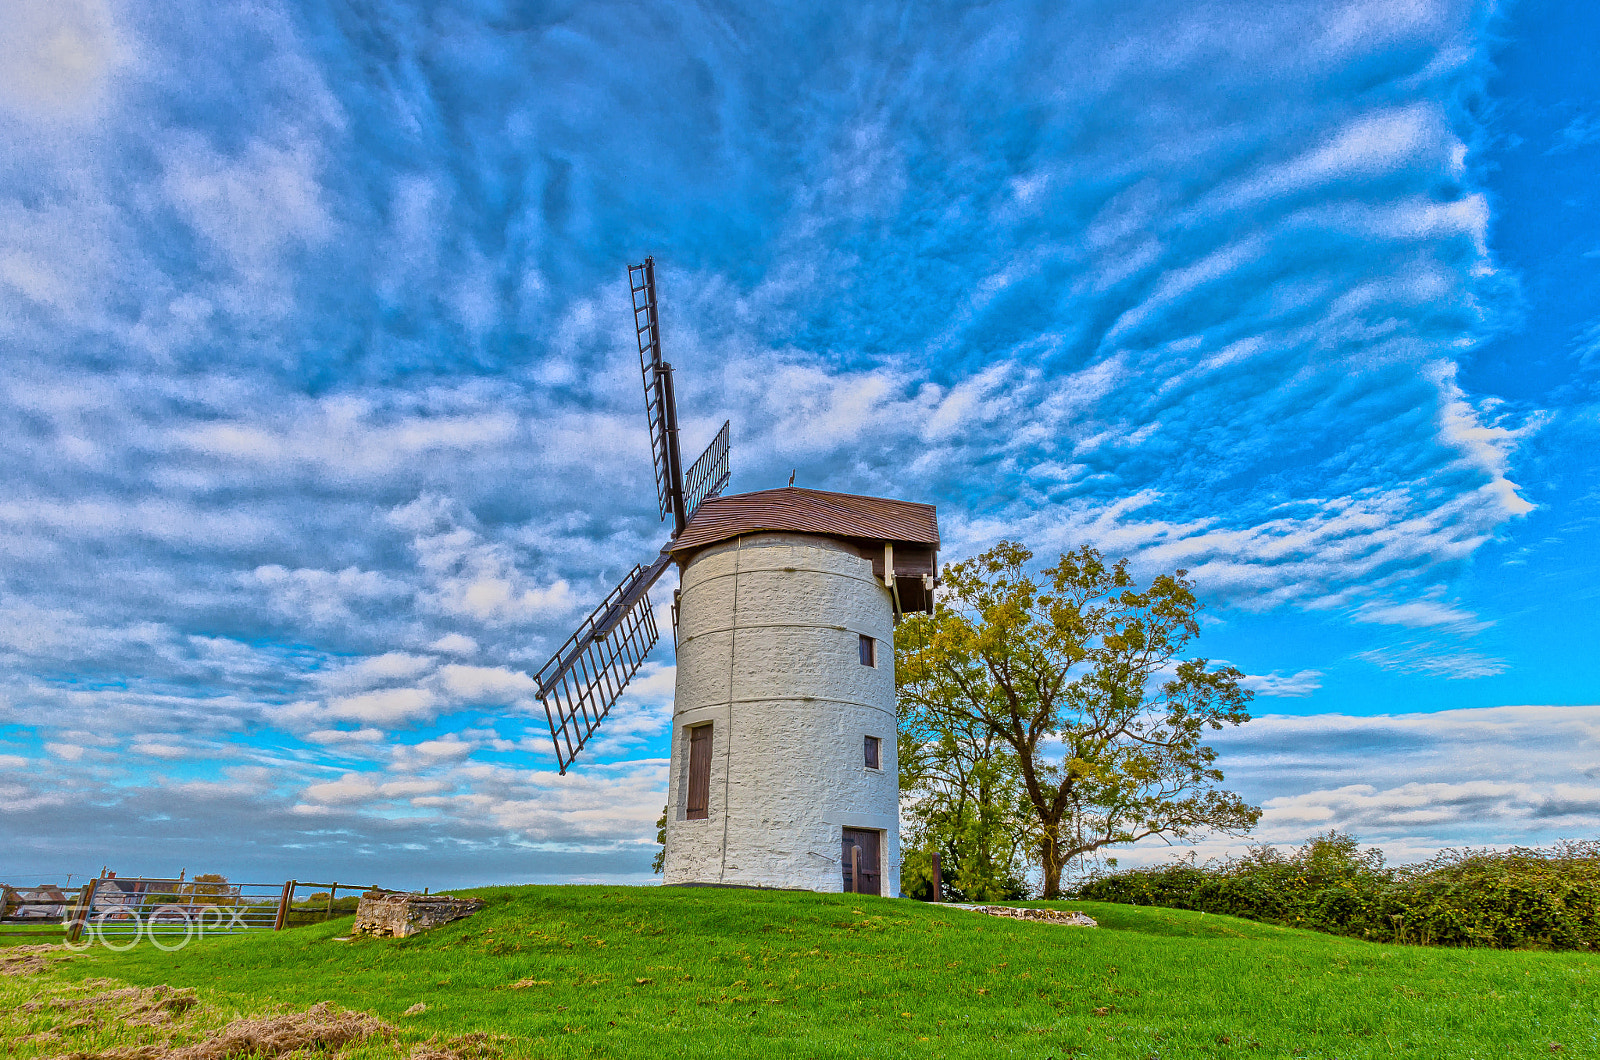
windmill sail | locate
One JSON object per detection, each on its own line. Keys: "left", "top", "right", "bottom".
{"left": 683, "top": 419, "right": 731, "bottom": 523}
{"left": 630, "top": 258, "right": 686, "bottom": 534}
{"left": 536, "top": 553, "right": 672, "bottom": 773}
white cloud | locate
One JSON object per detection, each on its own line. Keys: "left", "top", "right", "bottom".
{"left": 1354, "top": 641, "right": 1508, "bottom": 679}
{"left": 431, "top": 759, "right": 670, "bottom": 841}
{"left": 1238, "top": 669, "right": 1324, "bottom": 697}
{"left": 300, "top": 770, "right": 450, "bottom": 805}
{"left": 452, "top": 575, "right": 576, "bottom": 625}
{"left": 1260, "top": 780, "right": 1600, "bottom": 832}
{"left": 430, "top": 633, "right": 478, "bottom": 656}
{"left": 1218, "top": 104, "right": 1451, "bottom": 210}
{"left": 162, "top": 135, "right": 332, "bottom": 282}
{"left": 270, "top": 653, "right": 548, "bottom": 735}
{"left": 948, "top": 486, "right": 1504, "bottom": 615}
{"left": 1575, "top": 318, "right": 1600, "bottom": 369}
{"left": 303, "top": 728, "right": 386, "bottom": 746}
{"left": 322, "top": 687, "right": 438, "bottom": 725}
{"left": 437, "top": 664, "right": 537, "bottom": 704}
{"left": 392, "top": 495, "right": 579, "bottom": 625}
{"left": 251, "top": 565, "right": 409, "bottom": 627}
{"left": 316, "top": 652, "right": 435, "bottom": 695}
{"left": 129, "top": 740, "right": 189, "bottom": 760}
{"left": 1351, "top": 596, "right": 1490, "bottom": 633}
{"left": 179, "top": 395, "right": 521, "bottom": 481}
{"left": 0, "top": 496, "right": 282, "bottom": 551}
{"left": 0, "top": 0, "right": 124, "bottom": 119}
{"left": 1425, "top": 361, "right": 1539, "bottom": 517}
{"left": 301, "top": 773, "right": 379, "bottom": 805}
{"left": 1549, "top": 111, "right": 1600, "bottom": 154}
{"left": 409, "top": 737, "right": 475, "bottom": 761}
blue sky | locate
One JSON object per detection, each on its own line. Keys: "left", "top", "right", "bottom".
{"left": 1, "top": 0, "right": 1596, "bottom": 889}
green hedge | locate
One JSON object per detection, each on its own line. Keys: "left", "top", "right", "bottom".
{"left": 1074, "top": 834, "right": 1600, "bottom": 950}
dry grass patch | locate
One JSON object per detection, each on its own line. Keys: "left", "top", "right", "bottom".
{"left": 0, "top": 945, "right": 482, "bottom": 1060}
{"left": 23, "top": 981, "right": 199, "bottom": 1026}
{"left": 1, "top": 943, "right": 86, "bottom": 977}
{"left": 160, "top": 1002, "right": 393, "bottom": 1060}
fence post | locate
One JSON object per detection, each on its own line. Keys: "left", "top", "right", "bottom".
{"left": 67, "top": 879, "right": 99, "bottom": 943}
{"left": 273, "top": 880, "right": 294, "bottom": 932}
{"left": 326, "top": 883, "right": 337, "bottom": 920}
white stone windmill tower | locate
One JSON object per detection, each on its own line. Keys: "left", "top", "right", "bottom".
{"left": 534, "top": 259, "right": 938, "bottom": 896}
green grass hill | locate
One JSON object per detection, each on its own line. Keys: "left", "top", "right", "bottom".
{"left": 7, "top": 885, "right": 1599, "bottom": 1058}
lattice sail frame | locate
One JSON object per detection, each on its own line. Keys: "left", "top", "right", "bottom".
{"left": 683, "top": 419, "right": 731, "bottom": 523}
{"left": 536, "top": 555, "right": 670, "bottom": 774}
{"left": 630, "top": 260, "right": 675, "bottom": 523}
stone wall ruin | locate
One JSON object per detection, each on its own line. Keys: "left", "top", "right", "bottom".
{"left": 351, "top": 890, "right": 483, "bottom": 938}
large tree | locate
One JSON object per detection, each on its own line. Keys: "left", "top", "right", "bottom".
{"left": 896, "top": 541, "right": 1260, "bottom": 898}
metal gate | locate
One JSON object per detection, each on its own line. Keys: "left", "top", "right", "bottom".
{"left": 74, "top": 876, "right": 286, "bottom": 945}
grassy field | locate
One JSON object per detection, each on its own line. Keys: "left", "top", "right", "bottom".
{"left": 6, "top": 885, "right": 1598, "bottom": 1059}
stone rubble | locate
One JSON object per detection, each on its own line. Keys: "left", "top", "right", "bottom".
{"left": 970, "top": 905, "right": 1098, "bottom": 926}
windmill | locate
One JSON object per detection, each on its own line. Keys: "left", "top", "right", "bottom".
{"left": 535, "top": 258, "right": 939, "bottom": 895}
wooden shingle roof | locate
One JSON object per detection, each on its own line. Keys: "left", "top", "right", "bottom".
{"left": 668, "top": 486, "right": 939, "bottom": 556}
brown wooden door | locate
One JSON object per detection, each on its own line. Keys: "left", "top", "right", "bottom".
{"left": 841, "top": 829, "right": 881, "bottom": 896}
{"left": 686, "top": 724, "right": 712, "bottom": 820}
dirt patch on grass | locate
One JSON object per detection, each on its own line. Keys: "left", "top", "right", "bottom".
{"left": 408, "top": 1032, "right": 507, "bottom": 1060}
{"left": 24, "top": 983, "right": 198, "bottom": 1025}
{"left": 1, "top": 945, "right": 82, "bottom": 976}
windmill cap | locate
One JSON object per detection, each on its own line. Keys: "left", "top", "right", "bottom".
{"left": 669, "top": 486, "right": 939, "bottom": 556}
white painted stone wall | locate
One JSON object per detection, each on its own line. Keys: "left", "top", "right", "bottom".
{"left": 662, "top": 532, "right": 900, "bottom": 895}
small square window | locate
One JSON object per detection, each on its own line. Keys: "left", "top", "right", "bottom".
{"left": 864, "top": 735, "right": 881, "bottom": 770}
{"left": 858, "top": 633, "right": 876, "bottom": 667}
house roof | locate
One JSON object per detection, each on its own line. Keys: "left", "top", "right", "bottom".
{"left": 667, "top": 486, "right": 939, "bottom": 557}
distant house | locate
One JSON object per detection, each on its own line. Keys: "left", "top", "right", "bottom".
{"left": 91, "top": 875, "right": 184, "bottom": 918}
{"left": 3, "top": 884, "right": 68, "bottom": 920}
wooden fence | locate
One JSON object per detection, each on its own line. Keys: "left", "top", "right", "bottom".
{"left": 1, "top": 877, "right": 385, "bottom": 943}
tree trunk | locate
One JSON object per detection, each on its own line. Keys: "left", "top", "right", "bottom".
{"left": 1040, "top": 834, "right": 1062, "bottom": 898}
